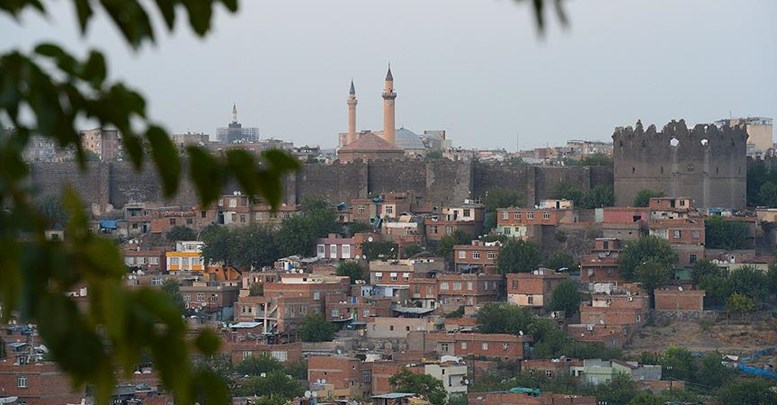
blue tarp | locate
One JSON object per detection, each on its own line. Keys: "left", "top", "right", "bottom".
{"left": 99, "top": 220, "right": 118, "bottom": 229}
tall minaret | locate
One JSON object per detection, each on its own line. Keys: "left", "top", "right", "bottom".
{"left": 382, "top": 65, "right": 397, "bottom": 146}
{"left": 231, "top": 103, "right": 238, "bottom": 123}
{"left": 347, "top": 80, "right": 358, "bottom": 145}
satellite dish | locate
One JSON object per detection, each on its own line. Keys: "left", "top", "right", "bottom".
{"left": 599, "top": 319, "right": 605, "bottom": 324}
{"left": 368, "top": 236, "right": 374, "bottom": 242}
{"left": 518, "top": 331, "right": 523, "bottom": 336}
{"left": 321, "top": 379, "right": 326, "bottom": 384}
{"left": 311, "top": 392, "right": 318, "bottom": 398}
{"left": 304, "top": 391, "right": 312, "bottom": 398}
{"left": 678, "top": 286, "right": 683, "bottom": 291}
{"left": 260, "top": 373, "right": 267, "bottom": 378}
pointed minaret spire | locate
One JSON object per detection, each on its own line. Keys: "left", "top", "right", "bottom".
{"left": 382, "top": 65, "right": 397, "bottom": 146}
{"left": 232, "top": 103, "right": 238, "bottom": 123}
{"left": 346, "top": 80, "right": 358, "bottom": 146}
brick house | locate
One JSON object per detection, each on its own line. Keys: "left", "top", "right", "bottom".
{"left": 580, "top": 238, "right": 623, "bottom": 284}
{"left": 580, "top": 293, "right": 648, "bottom": 327}
{"left": 424, "top": 202, "right": 485, "bottom": 242}
{"left": 468, "top": 392, "right": 596, "bottom": 405}
{"left": 123, "top": 247, "right": 166, "bottom": 273}
{"left": 308, "top": 356, "right": 368, "bottom": 399}
{"left": 654, "top": 287, "right": 705, "bottom": 312}
{"left": 165, "top": 241, "right": 205, "bottom": 272}
{"left": 0, "top": 362, "right": 83, "bottom": 405}
{"left": 223, "top": 341, "right": 302, "bottom": 364}
{"left": 506, "top": 269, "right": 568, "bottom": 314}
{"left": 496, "top": 199, "right": 577, "bottom": 239}
{"left": 436, "top": 273, "right": 502, "bottom": 307}
{"left": 316, "top": 233, "right": 356, "bottom": 260}
{"left": 179, "top": 279, "right": 240, "bottom": 319}
{"left": 453, "top": 240, "right": 501, "bottom": 273}
{"left": 410, "top": 331, "right": 531, "bottom": 361}
{"left": 522, "top": 358, "right": 583, "bottom": 379}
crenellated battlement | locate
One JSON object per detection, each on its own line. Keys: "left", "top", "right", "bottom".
{"left": 612, "top": 119, "right": 747, "bottom": 209}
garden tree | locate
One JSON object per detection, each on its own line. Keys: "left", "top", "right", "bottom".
{"left": 483, "top": 211, "right": 497, "bottom": 232}
{"left": 697, "top": 274, "right": 727, "bottom": 308}
{"left": 551, "top": 182, "right": 584, "bottom": 206}
{"left": 594, "top": 372, "right": 637, "bottom": 405}
{"left": 481, "top": 188, "right": 526, "bottom": 211}
{"left": 634, "top": 259, "right": 672, "bottom": 293}
{"left": 727, "top": 265, "right": 768, "bottom": 302}
{"left": 549, "top": 280, "right": 580, "bottom": 317}
{"left": 160, "top": 278, "right": 185, "bottom": 314}
{"left": 235, "top": 353, "right": 283, "bottom": 376}
{"left": 715, "top": 378, "right": 777, "bottom": 405}
{"left": 426, "top": 150, "right": 444, "bottom": 159}
{"left": 704, "top": 215, "right": 749, "bottom": 250}
{"left": 698, "top": 352, "right": 735, "bottom": 389}
{"left": 626, "top": 390, "right": 662, "bottom": 405}
{"left": 402, "top": 244, "right": 424, "bottom": 258}
{"left": 768, "top": 262, "right": 777, "bottom": 296}
{"left": 230, "top": 224, "right": 278, "bottom": 269}
{"left": 248, "top": 283, "right": 263, "bottom": 297}
{"left": 757, "top": 181, "right": 777, "bottom": 208}
{"left": 690, "top": 258, "right": 722, "bottom": 284}
{"left": 361, "top": 240, "right": 399, "bottom": 261}
{"left": 725, "top": 292, "right": 755, "bottom": 314}
{"left": 275, "top": 197, "right": 339, "bottom": 257}
{"left": 299, "top": 313, "right": 336, "bottom": 342}
{"left": 233, "top": 370, "right": 304, "bottom": 402}
{"left": 0, "top": 336, "right": 6, "bottom": 359}
{"left": 165, "top": 225, "right": 197, "bottom": 242}
{"left": 345, "top": 221, "right": 373, "bottom": 236}
{"left": 476, "top": 302, "right": 532, "bottom": 335}
{"left": 497, "top": 239, "right": 542, "bottom": 274}
{"left": 336, "top": 261, "right": 364, "bottom": 284}
{"left": 36, "top": 194, "right": 69, "bottom": 229}
{"left": 633, "top": 189, "right": 665, "bottom": 208}
{"left": 389, "top": 369, "right": 447, "bottom": 405}
{"left": 544, "top": 251, "right": 576, "bottom": 271}
{"left": 445, "top": 306, "right": 465, "bottom": 318}
{"left": 201, "top": 224, "right": 237, "bottom": 265}
{"left": 436, "top": 229, "right": 472, "bottom": 261}
{"left": 660, "top": 346, "right": 696, "bottom": 383}
{"left": 618, "top": 236, "right": 677, "bottom": 281}
{"left": 581, "top": 185, "right": 615, "bottom": 208}
{"left": 447, "top": 394, "right": 469, "bottom": 405}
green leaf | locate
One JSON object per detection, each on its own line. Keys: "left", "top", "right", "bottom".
{"left": 153, "top": 0, "right": 177, "bottom": 30}
{"left": 82, "top": 50, "right": 107, "bottom": 87}
{"left": 187, "top": 146, "right": 226, "bottom": 207}
{"left": 73, "top": 0, "right": 94, "bottom": 33}
{"left": 146, "top": 125, "right": 181, "bottom": 197}
{"left": 195, "top": 329, "right": 222, "bottom": 356}
{"left": 182, "top": 0, "right": 213, "bottom": 36}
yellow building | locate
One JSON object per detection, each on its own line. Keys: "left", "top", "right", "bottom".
{"left": 166, "top": 241, "right": 205, "bottom": 272}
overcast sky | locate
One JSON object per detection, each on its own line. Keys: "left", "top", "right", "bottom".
{"left": 3, "top": 0, "right": 776, "bottom": 149}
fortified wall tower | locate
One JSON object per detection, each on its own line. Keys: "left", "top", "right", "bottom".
{"left": 612, "top": 119, "right": 747, "bottom": 210}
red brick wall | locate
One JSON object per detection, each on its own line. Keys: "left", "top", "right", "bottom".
{"left": 654, "top": 289, "right": 705, "bottom": 311}
{"left": 0, "top": 362, "right": 84, "bottom": 405}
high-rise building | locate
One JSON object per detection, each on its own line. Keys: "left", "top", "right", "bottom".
{"left": 216, "top": 104, "right": 260, "bottom": 143}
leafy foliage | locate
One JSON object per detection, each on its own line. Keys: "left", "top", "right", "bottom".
{"left": 544, "top": 251, "right": 576, "bottom": 271}
{"left": 727, "top": 265, "right": 769, "bottom": 302}
{"left": 704, "top": 215, "right": 749, "bottom": 250}
{"left": 235, "top": 353, "right": 283, "bottom": 376}
{"left": 634, "top": 259, "right": 672, "bottom": 291}
{"left": 436, "top": 229, "right": 472, "bottom": 261}
{"left": 161, "top": 278, "right": 185, "bottom": 314}
{"left": 248, "top": 283, "right": 264, "bottom": 297}
{"left": 549, "top": 280, "right": 580, "bottom": 316}
{"left": 389, "top": 368, "right": 448, "bottom": 405}
{"left": 551, "top": 182, "right": 614, "bottom": 209}
{"left": 201, "top": 223, "right": 278, "bottom": 269}
{"left": 715, "top": 378, "right": 777, "bottom": 405}
{"left": 165, "top": 225, "right": 197, "bottom": 242}
{"left": 232, "top": 370, "right": 304, "bottom": 402}
{"left": 299, "top": 313, "right": 335, "bottom": 342}
{"left": 476, "top": 302, "right": 533, "bottom": 335}
{"left": 725, "top": 292, "right": 755, "bottom": 313}
{"left": 660, "top": 346, "right": 696, "bottom": 382}
{"left": 336, "top": 261, "right": 364, "bottom": 284}
{"left": 618, "top": 236, "right": 677, "bottom": 281}
{"left": 361, "top": 240, "right": 399, "bottom": 261}
{"left": 690, "top": 259, "right": 722, "bottom": 284}
{"left": 481, "top": 188, "right": 526, "bottom": 211}
{"left": 632, "top": 189, "right": 664, "bottom": 207}
{"left": 497, "top": 239, "right": 541, "bottom": 274}
{"left": 275, "top": 198, "right": 339, "bottom": 257}
{"left": 36, "top": 194, "right": 69, "bottom": 229}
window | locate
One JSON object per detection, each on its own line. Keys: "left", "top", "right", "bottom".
{"left": 170, "top": 257, "right": 180, "bottom": 265}
{"left": 317, "top": 244, "right": 325, "bottom": 257}
{"left": 430, "top": 225, "right": 438, "bottom": 234}
{"left": 487, "top": 251, "right": 496, "bottom": 260}
{"left": 542, "top": 212, "right": 550, "bottom": 220}
{"left": 406, "top": 326, "right": 411, "bottom": 331}
{"left": 313, "top": 292, "right": 320, "bottom": 300}
{"left": 690, "top": 254, "right": 697, "bottom": 264}
{"left": 692, "top": 230, "right": 700, "bottom": 239}
{"left": 458, "top": 251, "right": 466, "bottom": 259}
{"left": 390, "top": 273, "right": 398, "bottom": 281}
{"left": 385, "top": 206, "right": 394, "bottom": 215}
{"left": 18, "top": 375, "right": 27, "bottom": 388}
{"left": 210, "top": 293, "right": 219, "bottom": 302}
{"left": 186, "top": 218, "right": 193, "bottom": 225}
{"left": 151, "top": 277, "right": 162, "bottom": 286}
{"left": 330, "top": 245, "right": 338, "bottom": 258}
{"left": 527, "top": 212, "right": 534, "bottom": 220}
{"left": 375, "top": 273, "right": 383, "bottom": 282}
{"left": 271, "top": 351, "right": 288, "bottom": 362}
{"left": 125, "top": 257, "right": 135, "bottom": 266}
{"left": 342, "top": 245, "right": 351, "bottom": 258}
{"left": 389, "top": 325, "right": 394, "bottom": 331}
{"left": 453, "top": 282, "right": 462, "bottom": 291}
{"left": 363, "top": 371, "right": 372, "bottom": 383}
{"left": 231, "top": 213, "right": 237, "bottom": 222}
{"left": 502, "top": 211, "right": 508, "bottom": 220}
{"left": 403, "top": 273, "right": 410, "bottom": 282}
{"left": 461, "top": 342, "right": 467, "bottom": 350}
{"left": 169, "top": 218, "right": 176, "bottom": 225}
{"left": 332, "top": 308, "right": 340, "bottom": 317}
{"left": 440, "top": 343, "right": 449, "bottom": 352}
{"left": 504, "top": 227, "right": 511, "bottom": 235}
{"left": 467, "top": 282, "right": 473, "bottom": 291}
{"left": 255, "top": 212, "right": 263, "bottom": 221}
{"left": 228, "top": 198, "right": 237, "bottom": 208}
{"left": 440, "top": 282, "right": 449, "bottom": 291}
{"left": 503, "top": 343, "right": 510, "bottom": 351}
{"left": 242, "top": 351, "right": 253, "bottom": 360}
{"left": 481, "top": 343, "right": 489, "bottom": 350}
{"left": 513, "top": 212, "right": 520, "bottom": 220}
{"left": 201, "top": 210, "right": 207, "bottom": 218}
{"left": 197, "top": 293, "right": 205, "bottom": 302}
{"left": 445, "top": 226, "right": 453, "bottom": 235}
{"left": 483, "top": 282, "right": 489, "bottom": 290}
{"left": 357, "top": 206, "right": 366, "bottom": 214}
{"left": 463, "top": 209, "right": 471, "bottom": 217}
{"left": 673, "top": 230, "right": 681, "bottom": 239}
{"left": 545, "top": 370, "right": 553, "bottom": 378}
{"left": 183, "top": 293, "right": 191, "bottom": 302}
{"left": 149, "top": 257, "right": 159, "bottom": 265}
{"left": 473, "top": 251, "right": 480, "bottom": 259}
{"left": 240, "top": 214, "right": 246, "bottom": 223}
{"left": 527, "top": 295, "right": 534, "bottom": 305}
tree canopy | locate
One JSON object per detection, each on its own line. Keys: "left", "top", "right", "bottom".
{"left": 618, "top": 236, "right": 677, "bottom": 281}
{"left": 165, "top": 225, "right": 197, "bottom": 242}
{"left": 299, "top": 313, "right": 336, "bottom": 342}
{"left": 389, "top": 369, "right": 448, "bottom": 405}
{"left": 497, "top": 239, "right": 542, "bottom": 274}
{"left": 632, "top": 189, "right": 664, "bottom": 207}
{"left": 481, "top": 188, "right": 526, "bottom": 211}
{"left": 336, "top": 261, "right": 365, "bottom": 284}
{"left": 549, "top": 280, "right": 580, "bottom": 316}
{"left": 704, "top": 215, "right": 749, "bottom": 250}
